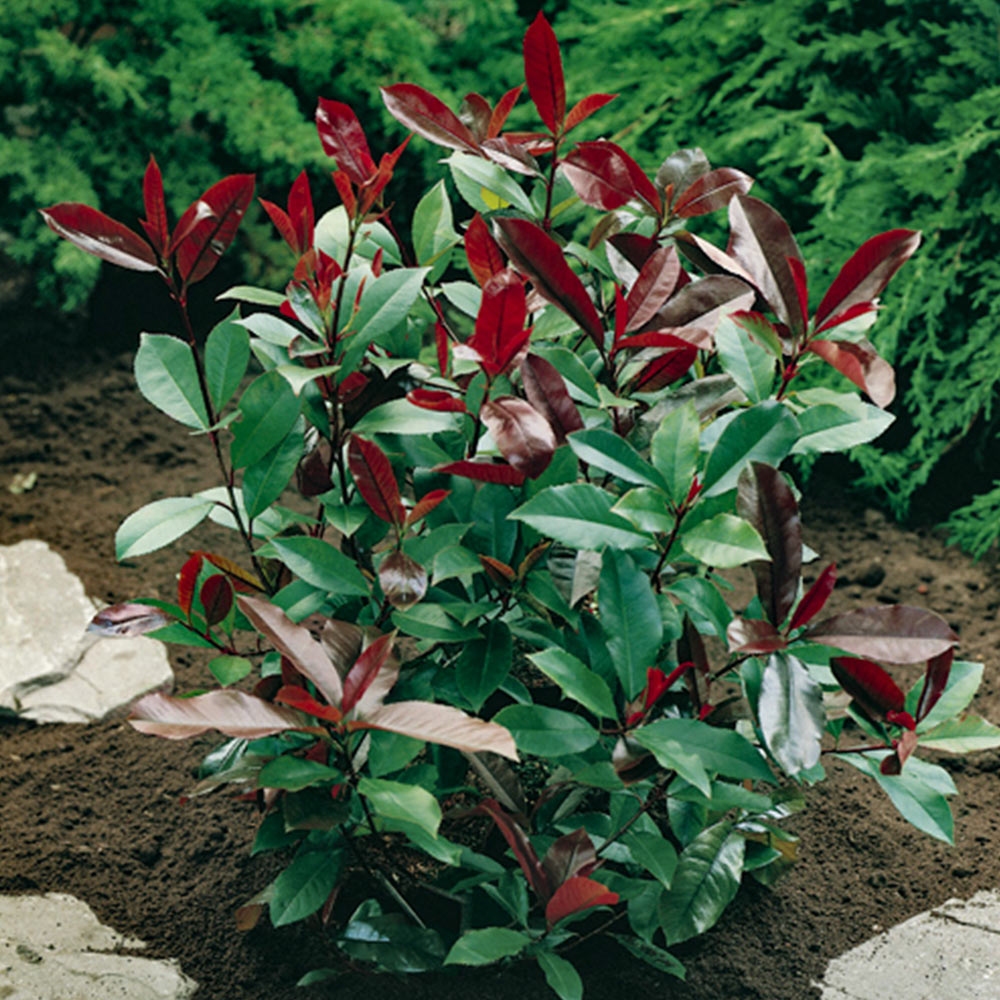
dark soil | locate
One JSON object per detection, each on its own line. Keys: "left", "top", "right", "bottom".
{"left": 2, "top": 320, "right": 1000, "bottom": 1000}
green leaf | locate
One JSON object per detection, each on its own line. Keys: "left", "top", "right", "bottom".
{"left": 391, "top": 604, "right": 481, "bottom": 642}
{"left": 337, "top": 900, "right": 446, "bottom": 972}
{"left": 269, "top": 846, "right": 344, "bottom": 927}
{"left": 230, "top": 371, "right": 301, "bottom": 470}
{"left": 701, "top": 401, "right": 800, "bottom": 498}
{"left": 444, "top": 928, "right": 532, "bottom": 966}
{"left": 790, "top": 391, "right": 894, "bottom": 455}
{"left": 611, "top": 487, "right": 674, "bottom": 534}
{"left": 536, "top": 951, "right": 583, "bottom": 1000}
{"left": 666, "top": 577, "right": 733, "bottom": 639}
{"left": 243, "top": 424, "right": 303, "bottom": 519}
{"left": 658, "top": 821, "right": 745, "bottom": 945}
{"left": 204, "top": 308, "right": 251, "bottom": 411}
{"left": 209, "top": 655, "right": 253, "bottom": 686}
{"left": 715, "top": 315, "right": 776, "bottom": 403}
{"left": 918, "top": 716, "right": 1000, "bottom": 753}
{"left": 258, "top": 756, "right": 342, "bottom": 792}
{"left": 528, "top": 647, "right": 618, "bottom": 719}
{"left": 599, "top": 549, "right": 662, "bottom": 698}
{"left": 838, "top": 753, "right": 955, "bottom": 843}
{"left": 412, "top": 179, "right": 459, "bottom": 279}
{"left": 237, "top": 313, "right": 304, "bottom": 347}
{"left": 511, "top": 484, "right": 653, "bottom": 551}
{"left": 352, "top": 398, "right": 462, "bottom": 436}
{"left": 217, "top": 284, "right": 287, "bottom": 307}
{"left": 358, "top": 777, "right": 442, "bottom": 839}
{"left": 634, "top": 718, "right": 773, "bottom": 782}
{"left": 494, "top": 705, "right": 600, "bottom": 757}
{"left": 610, "top": 934, "right": 685, "bottom": 979}
{"left": 134, "top": 333, "right": 209, "bottom": 429}
{"left": 532, "top": 344, "right": 601, "bottom": 406}
{"left": 908, "top": 661, "right": 983, "bottom": 732}
{"left": 115, "top": 497, "right": 213, "bottom": 560}
{"left": 567, "top": 428, "right": 667, "bottom": 489}
{"left": 625, "top": 831, "right": 679, "bottom": 889}
{"left": 448, "top": 152, "right": 535, "bottom": 215}
{"left": 757, "top": 653, "right": 825, "bottom": 777}
{"left": 679, "top": 513, "right": 770, "bottom": 567}
{"left": 457, "top": 621, "right": 512, "bottom": 711}
{"left": 432, "top": 545, "right": 483, "bottom": 585}
{"left": 269, "top": 535, "right": 369, "bottom": 596}
{"left": 640, "top": 735, "right": 712, "bottom": 797}
{"left": 651, "top": 402, "right": 701, "bottom": 507}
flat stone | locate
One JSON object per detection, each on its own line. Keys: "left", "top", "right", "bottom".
{"left": 0, "top": 540, "right": 172, "bottom": 723}
{"left": 0, "top": 893, "right": 197, "bottom": 999}
{"left": 816, "top": 889, "right": 1000, "bottom": 999}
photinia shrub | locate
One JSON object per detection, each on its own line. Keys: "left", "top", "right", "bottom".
{"left": 45, "top": 13, "right": 1000, "bottom": 996}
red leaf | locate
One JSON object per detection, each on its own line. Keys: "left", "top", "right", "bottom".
{"left": 880, "top": 728, "right": 918, "bottom": 775}
{"left": 808, "top": 606, "right": 958, "bottom": 663}
{"left": 520, "top": 353, "right": 584, "bottom": 444}
{"left": 643, "top": 667, "right": 672, "bottom": 711}
{"left": 141, "top": 155, "right": 169, "bottom": 256}
{"left": 726, "top": 617, "right": 788, "bottom": 655}
{"left": 481, "top": 555, "right": 516, "bottom": 584}
{"left": 436, "top": 459, "right": 526, "bottom": 485}
{"left": 625, "top": 246, "right": 682, "bottom": 332}
{"left": 542, "top": 828, "right": 598, "bottom": 890}
{"left": 915, "top": 647, "right": 955, "bottom": 722}
{"left": 465, "top": 212, "right": 506, "bottom": 287}
{"left": 459, "top": 92, "right": 492, "bottom": 142}
{"left": 564, "top": 93, "right": 618, "bottom": 134}
{"left": 788, "top": 563, "right": 837, "bottom": 632}
{"left": 378, "top": 552, "right": 428, "bottom": 611}
{"left": 727, "top": 194, "right": 806, "bottom": 336}
{"left": 380, "top": 83, "right": 480, "bottom": 154}
{"left": 435, "top": 320, "right": 450, "bottom": 378}
{"left": 354, "top": 704, "right": 518, "bottom": 760}
{"left": 814, "top": 229, "right": 921, "bottom": 330}
{"left": 288, "top": 170, "right": 314, "bottom": 253}
{"left": 643, "top": 275, "right": 754, "bottom": 336}
{"left": 348, "top": 435, "right": 405, "bottom": 526}
{"left": 806, "top": 338, "right": 895, "bottom": 408}
{"left": 177, "top": 552, "right": 203, "bottom": 619}
{"left": 561, "top": 141, "right": 660, "bottom": 215}
{"left": 315, "top": 99, "right": 376, "bottom": 185}
{"left": 631, "top": 341, "right": 698, "bottom": 391}
{"left": 494, "top": 217, "right": 604, "bottom": 347}
{"left": 814, "top": 300, "right": 878, "bottom": 336}
{"left": 673, "top": 232, "right": 758, "bottom": 292}
{"left": 480, "top": 137, "right": 541, "bottom": 176}
{"left": 259, "top": 198, "right": 296, "bottom": 252}
{"left": 406, "top": 489, "right": 450, "bottom": 528}
{"left": 468, "top": 270, "right": 531, "bottom": 376}
{"left": 831, "top": 656, "right": 905, "bottom": 716}
{"left": 476, "top": 798, "right": 550, "bottom": 899}
{"left": 195, "top": 550, "right": 265, "bottom": 593}
{"left": 359, "top": 137, "right": 411, "bottom": 215}
{"left": 87, "top": 603, "right": 169, "bottom": 638}
{"left": 406, "top": 388, "right": 467, "bottom": 413}
{"left": 523, "top": 12, "right": 565, "bottom": 135}
{"left": 275, "top": 684, "right": 342, "bottom": 724}
{"left": 200, "top": 574, "right": 233, "bottom": 626}
{"left": 480, "top": 397, "right": 556, "bottom": 479}
{"left": 172, "top": 174, "right": 255, "bottom": 286}
{"left": 487, "top": 84, "right": 524, "bottom": 138}
{"left": 40, "top": 203, "right": 158, "bottom": 273}
{"left": 342, "top": 631, "right": 396, "bottom": 714}
{"left": 331, "top": 169, "right": 356, "bottom": 218}
{"left": 736, "top": 462, "right": 802, "bottom": 627}
{"left": 608, "top": 233, "right": 659, "bottom": 274}
{"left": 673, "top": 167, "right": 753, "bottom": 218}
{"left": 788, "top": 256, "right": 809, "bottom": 332}
{"left": 545, "top": 876, "right": 619, "bottom": 928}
{"left": 129, "top": 689, "right": 303, "bottom": 740}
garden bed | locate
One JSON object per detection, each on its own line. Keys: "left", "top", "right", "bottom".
{"left": 2, "top": 335, "right": 999, "bottom": 999}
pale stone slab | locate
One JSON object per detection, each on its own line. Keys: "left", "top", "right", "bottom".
{"left": 0, "top": 893, "right": 197, "bottom": 999}
{"left": 0, "top": 540, "right": 172, "bottom": 723}
{"left": 816, "top": 889, "right": 1000, "bottom": 999}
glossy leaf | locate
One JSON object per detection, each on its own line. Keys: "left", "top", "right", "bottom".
{"left": 511, "top": 483, "right": 653, "bottom": 550}
{"left": 523, "top": 12, "right": 565, "bottom": 134}
{"left": 381, "top": 83, "right": 479, "bottom": 153}
{"left": 315, "top": 99, "right": 376, "bottom": 184}
{"left": 208, "top": 655, "right": 252, "bottom": 687}
{"left": 788, "top": 563, "right": 837, "bottom": 631}
{"left": 626, "top": 833, "right": 679, "bottom": 890}
{"left": 342, "top": 632, "right": 396, "bottom": 714}
{"left": 736, "top": 463, "right": 801, "bottom": 626}
{"left": 437, "top": 459, "right": 525, "bottom": 485}
{"left": 537, "top": 952, "right": 583, "bottom": 1000}
{"left": 269, "top": 535, "right": 369, "bottom": 597}
{"left": 41, "top": 202, "right": 158, "bottom": 272}
{"left": 611, "top": 488, "right": 673, "bottom": 535}
{"left": 177, "top": 553, "right": 203, "bottom": 618}
{"left": 645, "top": 274, "right": 755, "bottom": 335}
{"left": 457, "top": 620, "right": 513, "bottom": 711}
{"left": 140, "top": 155, "right": 169, "bottom": 256}
{"left": 561, "top": 141, "right": 660, "bottom": 214}
{"left": 494, "top": 217, "right": 603, "bottom": 347}
{"left": 815, "top": 230, "right": 921, "bottom": 330}
{"left": 467, "top": 270, "right": 531, "bottom": 376}
{"left": 918, "top": 716, "right": 1000, "bottom": 753}
{"left": 115, "top": 497, "right": 213, "bottom": 560}
{"left": 565, "top": 92, "right": 617, "bottom": 132}
{"left": 475, "top": 798, "right": 549, "bottom": 900}
{"left": 546, "top": 877, "right": 618, "bottom": 928}
{"left": 134, "top": 333, "right": 209, "bottom": 430}
{"left": 464, "top": 211, "right": 505, "bottom": 286}
{"left": 611, "top": 935, "right": 685, "bottom": 979}
{"left": 520, "top": 354, "right": 584, "bottom": 444}
{"left": 358, "top": 776, "right": 441, "bottom": 839}
{"left": 129, "top": 689, "right": 302, "bottom": 739}
{"left": 831, "top": 657, "right": 906, "bottom": 716}
{"left": 758, "top": 653, "right": 824, "bottom": 776}
{"left": 629, "top": 338, "right": 699, "bottom": 391}
{"left": 493, "top": 704, "right": 600, "bottom": 757}
{"left": 656, "top": 147, "right": 711, "bottom": 204}
{"left": 445, "top": 928, "right": 532, "bottom": 966}
{"left": 541, "top": 828, "right": 598, "bottom": 890}
{"left": 806, "top": 338, "right": 895, "bottom": 409}
{"left": 348, "top": 435, "right": 405, "bottom": 525}
{"left": 204, "top": 309, "right": 251, "bottom": 412}
{"left": 173, "top": 174, "right": 255, "bottom": 286}
{"left": 808, "top": 606, "right": 958, "bottom": 663}
{"left": 200, "top": 574, "right": 233, "bottom": 626}
{"left": 378, "top": 551, "right": 428, "bottom": 610}
{"left": 658, "top": 821, "right": 745, "bottom": 945}
{"left": 269, "top": 846, "right": 344, "bottom": 927}
{"left": 198, "top": 550, "right": 264, "bottom": 593}
{"left": 528, "top": 648, "right": 617, "bottom": 719}
{"left": 634, "top": 719, "right": 773, "bottom": 782}
{"left": 357, "top": 702, "right": 518, "bottom": 760}
{"left": 680, "top": 514, "right": 770, "bottom": 568}
{"left": 406, "top": 488, "right": 451, "bottom": 527}
{"left": 673, "top": 168, "right": 753, "bottom": 218}
{"left": 243, "top": 424, "right": 303, "bottom": 520}
{"left": 650, "top": 402, "right": 700, "bottom": 507}
{"left": 87, "top": 603, "right": 169, "bottom": 638}
{"left": 725, "top": 618, "right": 787, "bottom": 655}
{"left": 274, "top": 685, "right": 342, "bottom": 725}
{"left": 258, "top": 756, "right": 341, "bottom": 792}
{"left": 230, "top": 371, "right": 300, "bottom": 470}
{"left": 626, "top": 246, "right": 682, "bottom": 332}
{"left": 715, "top": 315, "right": 775, "bottom": 403}
{"left": 915, "top": 648, "right": 954, "bottom": 722}
{"left": 567, "top": 428, "right": 666, "bottom": 490}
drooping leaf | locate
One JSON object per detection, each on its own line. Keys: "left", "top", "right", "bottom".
{"left": 358, "top": 777, "right": 441, "bottom": 839}
{"left": 642, "top": 275, "right": 755, "bottom": 335}
{"left": 567, "top": 428, "right": 666, "bottom": 490}
{"left": 258, "top": 756, "right": 341, "bottom": 792}
{"left": 561, "top": 142, "right": 660, "bottom": 215}
{"left": 269, "top": 846, "right": 344, "bottom": 928}
{"left": 378, "top": 551, "right": 428, "bottom": 610}
{"left": 625, "top": 833, "right": 679, "bottom": 890}
{"left": 348, "top": 435, "right": 405, "bottom": 525}
{"left": 546, "top": 877, "right": 618, "bottom": 928}
{"left": 736, "top": 463, "right": 801, "bottom": 626}
{"left": 268, "top": 536, "right": 369, "bottom": 598}
{"left": 315, "top": 99, "right": 376, "bottom": 184}
{"left": 134, "top": 333, "right": 209, "bottom": 430}
{"left": 381, "top": 83, "right": 480, "bottom": 153}
{"left": 788, "top": 563, "right": 837, "bottom": 632}
{"left": 115, "top": 497, "right": 213, "bottom": 560}
{"left": 129, "top": 689, "right": 302, "bottom": 739}
{"left": 520, "top": 354, "right": 584, "bottom": 444}
{"left": 537, "top": 952, "right": 583, "bottom": 1000}
{"left": 814, "top": 230, "right": 921, "bottom": 330}
{"left": 523, "top": 12, "right": 565, "bottom": 134}
{"left": 673, "top": 168, "right": 753, "bottom": 218}
{"left": 173, "top": 174, "right": 255, "bottom": 286}
{"left": 808, "top": 607, "right": 958, "bottom": 663}
{"left": 494, "top": 217, "right": 604, "bottom": 347}
{"left": 41, "top": 202, "right": 158, "bottom": 272}
{"left": 634, "top": 719, "right": 773, "bottom": 782}
{"left": 806, "top": 338, "right": 895, "bottom": 409}
{"left": 758, "top": 653, "right": 825, "bottom": 777}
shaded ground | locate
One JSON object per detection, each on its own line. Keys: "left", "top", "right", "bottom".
{"left": 2, "top": 329, "right": 999, "bottom": 999}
